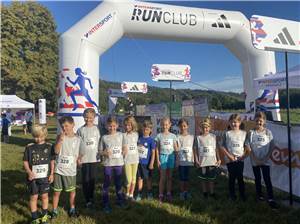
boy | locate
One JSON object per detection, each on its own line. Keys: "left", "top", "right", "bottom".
{"left": 23, "top": 125, "right": 55, "bottom": 224}
{"left": 136, "top": 120, "right": 156, "bottom": 201}
{"left": 52, "top": 116, "right": 81, "bottom": 218}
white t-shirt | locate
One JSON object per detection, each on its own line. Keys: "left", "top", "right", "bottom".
{"left": 55, "top": 135, "right": 81, "bottom": 176}
{"left": 195, "top": 133, "right": 217, "bottom": 167}
{"left": 124, "top": 132, "right": 139, "bottom": 165}
{"left": 177, "top": 134, "right": 194, "bottom": 166}
{"left": 223, "top": 130, "right": 248, "bottom": 163}
{"left": 155, "top": 133, "right": 177, "bottom": 155}
{"left": 77, "top": 125, "right": 101, "bottom": 163}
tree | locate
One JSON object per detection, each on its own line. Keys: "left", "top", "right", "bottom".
{"left": 1, "top": 2, "right": 58, "bottom": 110}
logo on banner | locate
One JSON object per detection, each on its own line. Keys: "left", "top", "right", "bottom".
{"left": 131, "top": 5, "right": 197, "bottom": 26}
{"left": 84, "top": 13, "right": 112, "bottom": 38}
{"left": 151, "top": 64, "right": 191, "bottom": 82}
{"left": 256, "top": 90, "right": 279, "bottom": 111}
{"left": 273, "top": 27, "right": 296, "bottom": 46}
{"left": 59, "top": 67, "right": 98, "bottom": 111}
{"left": 121, "top": 82, "right": 148, "bottom": 93}
{"left": 211, "top": 14, "right": 231, "bottom": 28}
{"left": 250, "top": 16, "right": 267, "bottom": 46}
{"left": 271, "top": 146, "right": 300, "bottom": 169}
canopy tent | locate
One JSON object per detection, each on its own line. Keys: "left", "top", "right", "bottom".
{"left": 253, "top": 64, "right": 300, "bottom": 90}
{"left": 0, "top": 95, "right": 34, "bottom": 109}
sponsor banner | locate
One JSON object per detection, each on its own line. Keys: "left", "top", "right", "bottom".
{"left": 250, "top": 15, "right": 300, "bottom": 53}
{"left": 144, "top": 103, "right": 168, "bottom": 117}
{"left": 108, "top": 89, "right": 127, "bottom": 98}
{"left": 151, "top": 64, "right": 191, "bottom": 82}
{"left": 121, "top": 82, "right": 148, "bottom": 93}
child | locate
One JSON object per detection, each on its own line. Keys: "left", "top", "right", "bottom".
{"left": 136, "top": 120, "right": 156, "bottom": 201}
{"left": 248, "top": 111, "right": 278, "bottom": 209}
{"left": 155, "top": 117, "right": 178, "bottom": 204}
{"left": 52, "top": 116, "right": 81, "bottom": 218}
{"left": 77, "top": 108, "right": 101, "bottom": 208}
{"left": 99, "top": 116, "right": 127, "bottom": 213}
{"left": 123, "top": 116, "right": 139, "bottom": 200}
{"left": 1, "top": 113, "right": 10, "bottom": 143}
{"left": 177, "top": 118, "right": 195, "bottom": 200}
{"left": 195, "top": 118, "right": 221, "bottom": 199}
{"left": 23, "top": 125, "right": 55, "bottom": 224}
{"left": 220, "top": 114, "right": 250, "bottom": 201}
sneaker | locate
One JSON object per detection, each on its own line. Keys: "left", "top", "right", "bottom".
{"left": 103, "top": 205, "right": 112, "bottom": 214}
{"left": 268, "top": 200, "right": 279, "bottom": 210}
{"left": 147, "top": 192, "right": 153, "bottom": 200}
{"left": 166, "top": 193, "right": 172, "bottom": 202}
{"left": 68, "top": 209, "right": 79, "bottom": 218}
{"left": 159, "top": 194, "right": 164, "bottom": 205}
{"left": 30, "top": 219, "right": 40, "bottom": 224}
{"left": 50, "top": 210, "right": 58, "bottom": 219}
{"left": 40, "top": 214, "right": 51, "bottom": 224}
{"left": 136, "top": 193, "right": 142, "bottom": 201}
{"left": 180, "top": 192, "right": 185, "bottom": 201}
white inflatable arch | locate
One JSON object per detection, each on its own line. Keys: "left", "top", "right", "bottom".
{"left": 58, "top": 0, "right": 279, "bottom": 129}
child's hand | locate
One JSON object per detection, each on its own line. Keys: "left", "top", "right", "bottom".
{"left": 122, "top": 147, "right": 128, "bottom": 157}
{"left": 77, "top": 158, "right": 82, "bottom": 166}
{"left": 28, "top": 171, "right": 35, "bottom": 181}
{"left": 195, "top": 160, "right": 201, "bottom": 168}
{"left": 58, "top": 132, "right": 64, "bottom": 142}
{"left": 148, "top": 163, "right": 154, "bottom": 170}
{"left": 106, "top": 149, "right": 112, "bottom": 157}
{"left": 216, "top": 160, "right": 221, "bottom": 167}
{"left": 228, "top": 154, "right": 236, "bottom": 162}
{"left": 48, "top": 174, "right": 54, "bottom": 183}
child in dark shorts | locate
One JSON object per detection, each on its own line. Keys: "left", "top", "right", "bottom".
{"left": 136, "top": 120, "right": 156, "bottom": 201}
{"left": 23, "top": 125, "right": 55, "bottom": 224}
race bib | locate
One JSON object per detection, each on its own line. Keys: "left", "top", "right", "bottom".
{"left": 111, "top": 146, "right": 122, "bottom": 159}
{"left": 138, "top": 145, "right": 148, "bottom": 159}
{"left": 230, "top": 141, "right": 243, "bottom": 156}
{"left": 57, "top": 155, "right": 74, "bottom": 169}
{"left": 162, "top": 139, "right": 173, "bottom": 153}
{"left": 32, "top": 164, "right": 48, "bottom": 179}
{"left": 128, "top": 144, "right": 138, "bottom": 155}
{"left": 180, "top": 148, "right": 192, "bottom": 162}
{"left": 86, "top": 137, "right": 96, "bottom": 148}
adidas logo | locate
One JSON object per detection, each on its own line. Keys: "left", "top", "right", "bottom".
{"left": 212, "top": 14, "right": 231, "bottom": 29}
{"left": 130, "top": 85, "right": 139, "bottom": 91}
{"left": 273, "top": 27, "right": 296, "bottom": 46}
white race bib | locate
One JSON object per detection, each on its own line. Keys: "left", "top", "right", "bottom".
{"left": 162, "top": 139, "right": 173, "bottom": 153}
{"left": 86, "top": 137, "right": 96, "bottom": 148}
{"left": 111, "top": 146, "right": 122, "bottom": 159}
{"left": 57, "top": 155, "right": 74, "bottom": 169}
{"left": 32, "top": 164, "right": 48, "bottom": 179}
{"left": 128, "top": 144, "right": 138, "bottom": 155}
{"left": 230, "top": 141, "right": 243, "bottom": 156}
{"left": 179, "top": 148, "right": 192, "bottom": 162}
{"left": 138, "top": 145, "right": 148, "bottom": 159}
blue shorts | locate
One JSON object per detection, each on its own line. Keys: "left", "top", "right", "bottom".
{"left": 159, "top": 153, "right": 175, "bottom": 170}
{"left": 179, "top": 166, "right": 190, "bottom": 181}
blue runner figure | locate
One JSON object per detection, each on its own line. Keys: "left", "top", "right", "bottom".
{"left": 67, "top": 67, "right": 98, "bottom": 111}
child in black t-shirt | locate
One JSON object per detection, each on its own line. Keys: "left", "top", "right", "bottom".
{"left": 23, "top": 125, "right": 55, "bottom": 224}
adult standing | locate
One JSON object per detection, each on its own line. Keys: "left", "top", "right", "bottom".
{"left": 25, "top": 110, "right": 33, "bottom": 134}
{"left": 6, "top": 109, "right": 13, "bottom": 136}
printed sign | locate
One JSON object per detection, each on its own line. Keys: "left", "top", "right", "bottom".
{"left": 108, "top": 89, "right": 127, "bottom": 98}
{"left": 250, "top": 15, "right": 300, "bottom": 53}
{"left": 121, "top": 82, "right": 148, "bottom": 93}
{"left": 151, "top": 64, "right": 191, "bottom": 82}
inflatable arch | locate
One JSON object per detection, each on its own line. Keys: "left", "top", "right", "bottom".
{"left": 58, "top": 0, "right": 280, "bottom": 130}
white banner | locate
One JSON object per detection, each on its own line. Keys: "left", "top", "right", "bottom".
{"left": 38, "top": 99, "right": 46, "bottom": 124}
{"left": 121, "top": 82, "right": 147, "bottom": 93}
{"left": 151, "top": 64, "right": 191, "bottom": 82}
{"left": 108, "top": 96, "right": 118, "bottom": 114}
{"left": 250, "top": 15, "right": 300, "bottom": 53}
{"left": 108, "top": 89, "right": 127, "bottom": 98}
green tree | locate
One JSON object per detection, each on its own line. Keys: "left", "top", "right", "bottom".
{"left": 1, "top": 2, "right": 58, "bottom": 109}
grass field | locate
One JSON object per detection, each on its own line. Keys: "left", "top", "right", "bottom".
{"left": 1, "top": 118, "right": 300, "bottom": 224}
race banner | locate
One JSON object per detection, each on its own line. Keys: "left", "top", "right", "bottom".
{"left": 108, "top": 89, "right": 127, "bottom": 98}
{"left": 151, "top": 64, "right": 191, "bottom": 82}
{"left": 250, "top": 15, "right": 300, "bottom": 53}
{"left": 121, "top": 82, "right": 147, "bottom": 93}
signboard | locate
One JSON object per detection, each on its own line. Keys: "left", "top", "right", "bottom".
{"left": 151, "top": 64, "right": 191, "bottom": 82}
{"left": 121, "top": 82, "right": 148, "bottom": 93}
{"left": 144, "top": 103, "right": 168, "bottom": 117}
{"left": 38, "top": 99, "right": 46, "bottom": 124}
{"left": 107, "top": 89, "right": 127, "bottom": 98}
{"left": 250, "top": 15, "right": 300, "bottom": 53}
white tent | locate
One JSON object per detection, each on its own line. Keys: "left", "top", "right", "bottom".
{"left": 0, "top": 95, "right": 34, "bottom": 109}
{"left": 254, "top": 65, "right": 300, "bottom": 90}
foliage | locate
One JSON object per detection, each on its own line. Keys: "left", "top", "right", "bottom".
{"left": 1, "top": 2, "right": 59, "bottom": 109}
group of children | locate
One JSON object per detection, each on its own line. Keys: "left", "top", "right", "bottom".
{"left": 23, "top": 109, "right": 278, "bottom": 224}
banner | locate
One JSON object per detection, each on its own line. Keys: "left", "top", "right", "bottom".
{"left": 170, "top": 102, "right": 182, "bottom": 117}
{"left": 144, "top": 103, "right": 168, "bottom": 117}
{"left": 151, "top": 64, "right": 191, "bottom": 82}
{"left": 38, "top": 99, "right": 46, "bottom": 124}
{"left": 108, "top": 89, "right": 127, "bottom": 98}
{"left": 108, "top": 96, "right": 118, "bottom": 114}
{"left": 121, "top": 82, "right": 147, "bottom": 93}
{"left": 250, "top": 15, "right": 300, "bottom": 53}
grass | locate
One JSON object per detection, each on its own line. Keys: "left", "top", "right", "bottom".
{"left": 1, "top": 118, "right": 300, "bottom": 224}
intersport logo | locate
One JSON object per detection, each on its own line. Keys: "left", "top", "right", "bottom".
{"left": 84, "top": 13, "right": 112, "bottom": 38}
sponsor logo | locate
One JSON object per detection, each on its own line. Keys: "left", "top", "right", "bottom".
{"left": 211, "top": 14, "right": 231, "bottom": 28}
{"left": 251, "top": 16, "right": 267, "bottom": 46}
{"left": 271, "top": 146, "right": 300, "bottom": 169}
{"left": 273, "top": 27, "right": 296, "bottom": 46}
{"left": 131, "top": 5, "right": 197, "bottom": 26}
{"left": 84, "top": 13, "right": 112, "bottom": 38}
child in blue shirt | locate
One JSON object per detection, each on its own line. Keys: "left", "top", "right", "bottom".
{"left": 136, "top": 120, "right": 156, "bottom": 201}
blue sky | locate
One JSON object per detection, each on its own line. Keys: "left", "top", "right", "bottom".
{"left": 39, "top": 1, "right": 300, "bottom": 92}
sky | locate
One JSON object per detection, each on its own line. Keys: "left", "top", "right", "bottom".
{"left": 29, "top": 1, "right": 300, "bottom": 92}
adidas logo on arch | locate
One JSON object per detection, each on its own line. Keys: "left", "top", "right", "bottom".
{"left": 212, "top": 14, "right": 231, "bottom": 29}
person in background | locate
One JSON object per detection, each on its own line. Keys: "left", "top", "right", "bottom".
{"left": 6, "top": 108, "right": 13, "bottom": 136}
{"left": 1, "top": 113, "right": 10, "bottom": 143}
{"left": 25, "top": 110, "right": 33, "bottom": 134}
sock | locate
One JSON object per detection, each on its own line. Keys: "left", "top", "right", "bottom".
{"left": 42, "top": 209, "right": 48, "bottom": 216}
{"left": 31, "top": 211, "right": 38, "bottom": 220}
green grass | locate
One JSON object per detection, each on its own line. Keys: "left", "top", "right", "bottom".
{"left": 1, "top": 118, "right": 300, "bottom": 224}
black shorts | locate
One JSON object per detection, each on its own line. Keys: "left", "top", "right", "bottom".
{"left": 137, "top": 163, "right": 152, "bottom": 180}
{"left": 198, "top": 166, "right": 218, "bottom": 181}
{"left": 27, "top": 178, "right": 50, "bottom": 195}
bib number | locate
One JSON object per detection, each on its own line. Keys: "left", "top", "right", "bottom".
{"left": 32, "top": 164, "right": 48, "bottom": 179}
{"left": 57, "top": 156, "right": 73, "bottom": 169}
{"left": 180, "top": 148, "right": 192, "bottom": 162}
{"left": 128, "top": 145, "right": 137, "bottom": 155}
{"left": 162, "top": 139, "right": 173, "bottom": 153}
{"left": 138, "top": 145, "right": 148, "bottom": 159}
{"left": 111, "top": 146, "right": 122, "bottom": 159}
{"left": 86, "top": 137, "right": 96, "bottom": 148}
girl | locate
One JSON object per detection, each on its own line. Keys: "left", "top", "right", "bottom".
{"left": 177, "top": 118, "right": 194, "bottom": 200}
{"left": 123, "top": 116, "right": 139, "bottom": 200}
{"left": 220, "top": 114, "right": 250, "bottom": 201}
{"left": 195, "top": 118, "right": 221, "bottom": 198}
{"left": 248, "top": 111, "right": 278, "bottom": 209}
{"left": 99, "top": 116, "right": 127, "bottom": 213}
{"left": 155, "top": 117, "right": 178, "bottom": 204}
